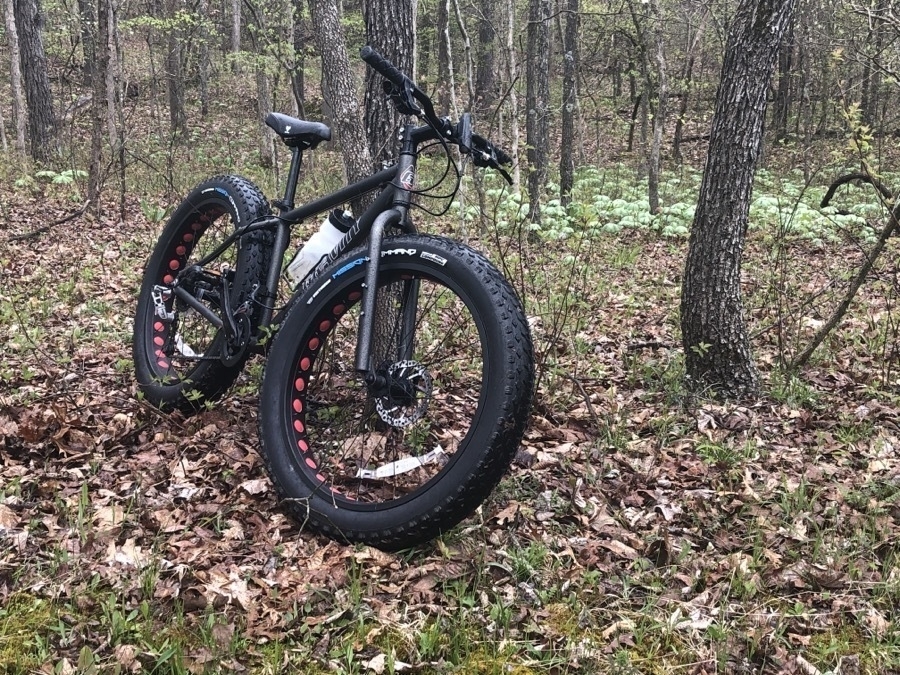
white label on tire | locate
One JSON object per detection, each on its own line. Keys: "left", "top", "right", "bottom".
{"left": 420, "top": 251, "right": 447, "bottom": 266}
{"left": 307, "top": 278, "right": 332, "bottom": 304}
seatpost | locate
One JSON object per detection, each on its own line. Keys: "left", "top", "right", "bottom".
{"left": 273, "top": 146, "right": 303, "bottom": 212}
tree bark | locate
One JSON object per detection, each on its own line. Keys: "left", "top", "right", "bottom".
{"left": 247, "top": 1, "right": 275, "bottom": 167}
{"left": 773, "top": 17, "right": 794, "bottom": 140}
{"left": 165, "top": 0, "right": 185, "bottom": 135}
{"left": 290, "top": 0, "right": 306, "bottom": 118}
{"left": 647, "top": 0, "right": 668, "bottom": 214}
{"left": 309, "top": 0, "right": 372, "bottom": 209}
{"left": 4, "top": 0, "right": 27, "bottom": 156}
{"left": 451, "top": 0, "right": 474, "bottom": 110}
{"left": 107, "top": 0, "right": 126, "bottom": 220}
{"left": 198, "top": 0, "right": 210, "bottom": 116}
{"left": 231, "top": 0, "right": 242, "bottom": 72}
{"left": 436, "top": 0, "right": 452, "bottom": 115}
{"left": 77, "top": 0, "right": 95, "bottom": 84}
{"left": 13, "top": 0, "right": 56, "bottom": 162}
{"left": 680, "top": 0, "right": 796, "bottom": 399}
{"left": 526, "top": 0, "right": 550, "bottom": 225}
{"left": 503, "top": 0, "right": 520, "bottom": 191}
{"left": 475, "top": 0, "right": 496, "bottom": 113}
{"left": 363, "top": 0, "right": 415, "bottom": 167}
{"left": 673, "top": 11, "right": 708, "bottom": 164}
{"left": 559, "top": 0, "right": 579, "bottom": 208}
{"left": 88, "top": 0, "right": 110, "bottom": 210}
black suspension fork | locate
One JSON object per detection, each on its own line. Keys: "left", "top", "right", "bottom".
{"left": 355, "top": 207, "right": 403, "bottom": 375}
{"left": 356, "top": 125, "right": 420, "bottom": 377}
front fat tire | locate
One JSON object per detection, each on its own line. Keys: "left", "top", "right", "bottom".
{"left": 133, "top": 175, "right": 272, "bottom": 413}
{"left": 258, "top": 234, "right": 535, "bottom": 550}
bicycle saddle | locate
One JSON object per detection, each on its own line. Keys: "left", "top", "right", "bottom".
{"left": 265, "top": 112, "right": 332, "bottom": 149}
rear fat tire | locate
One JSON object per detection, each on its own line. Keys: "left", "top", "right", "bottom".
{"left": 133, "top": 175, "right": 272, "bottom": 413}
{"left": 258, "top": 234, "right": 535, "bottom": 550}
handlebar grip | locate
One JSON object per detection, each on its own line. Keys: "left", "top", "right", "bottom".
{"left": 360, "top": 46, "right": 411, "bottom": 90}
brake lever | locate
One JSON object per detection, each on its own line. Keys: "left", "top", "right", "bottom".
{"left": 383, "top": 80, "right": 421, "bottom": 116}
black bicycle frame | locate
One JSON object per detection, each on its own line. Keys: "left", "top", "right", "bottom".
{"left": 186, "top": 120, "right": 439, "bottom": 378}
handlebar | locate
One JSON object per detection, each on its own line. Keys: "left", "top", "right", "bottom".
{"left": 360, "top": 46, "right": 412, "bottom": 93}
{"left": 360, "top": 45, "right": 513, "bottom": 184}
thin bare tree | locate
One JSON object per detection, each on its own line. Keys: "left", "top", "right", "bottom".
{"left": 4, "top": 0, "right": 26, "bottom": 155}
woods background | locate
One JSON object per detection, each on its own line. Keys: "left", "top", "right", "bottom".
{"left": 3, "top": 1, "right": 900, "bottom": 674}
{"left": 2, "top": 0, "right": 897, "bottom": 198}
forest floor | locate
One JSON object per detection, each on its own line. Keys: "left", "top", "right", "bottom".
{"left": 1, "top": 178, "right": 900, "bottom": 675}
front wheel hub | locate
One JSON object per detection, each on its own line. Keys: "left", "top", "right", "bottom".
{"left": 374, "top": 360, "right": 433, "bottom": 427}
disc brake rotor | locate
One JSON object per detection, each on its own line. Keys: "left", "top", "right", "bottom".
{"left": 375, "top": 360, "right": 433, "bottom": 427}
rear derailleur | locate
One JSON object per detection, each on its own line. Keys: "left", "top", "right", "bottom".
{"left": 151, "top": 264, "right": 257, "bottom": 367}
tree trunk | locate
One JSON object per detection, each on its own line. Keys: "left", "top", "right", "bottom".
{"left": 559, "top": 0, "right": 579, "bottom": 208}
{"left": 256, "top": 68, "right": 275, "bottom": 168}
{"left": 249, "top": 3, "right": 275, "bottom": 167}
{"left": 165, "top": 0, "right": 185, "bottom": 135}
{"left": 436, "top": 0, "right": 452, "bottom": 115}
{"left": 475, "top": 0, "right": 496, "bottom": 113}
{"left": 451, "top": 0, "right": 474, "bottom": 110}
{"left": 866, "top": 5, "right": 885, "bottom": 130}
{"left": 290, "top": 0, "right": 306, "bottom": 118}
{"left": 77, "top": 0, "right": 95, "bottom": 84}
{"left": 309, "top": 0, "right": 372, "bottom": 209}
{"left": 107, "top": 0, "right": 126, "bottom": 220}
{"left": 503, "top": 0, "right": 520, "bottom": 191}
{"left": 673, "top": 13, "right": 708, "bottom": 164}
{"left": 626, "top": 59, "right": 639, "bottom": 152}
{"left": 363, "top": 0, "right": 415, "bottom": 167}
{"left": 231, "top": 0, "right": 242, "bottom": 72}
{"left": 88, "top": 0, "right": 110, "bottom": 210}
{"left": 4, "top": 0, "right": 27, "bottom": 156}
{"left": 647, "top": 0, "right": 668, "bottom": 214}
{"left": 858, "top": 3, "right": 884, "bottom": 129}
{"left": 680, "top": 0, "right": 796, "bottom": 399}
{"left": 198, "top": 0, "right": 210, "bottom": 116}
{"left": 13, "top": 0, "right": 56, "bottom": 162}
{"left": 773, "top": 17, "right": 793, "bottom": 140}
{"left": 525, "top": 0, "right": 550, "bottom": 225}
{"left": 672, "top": 54, "right": 692, "bottom": 164}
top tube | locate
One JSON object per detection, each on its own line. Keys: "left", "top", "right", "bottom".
{"left": 278, "top": 165, "right": 398, "bottom": 224}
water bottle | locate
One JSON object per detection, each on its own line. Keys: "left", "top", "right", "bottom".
{"left": 286, "top": 210, "right": 353, "bottom": 288}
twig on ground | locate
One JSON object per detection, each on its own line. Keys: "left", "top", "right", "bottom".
{"left": 7, "top": 200, "right": 91, "bottom": 242}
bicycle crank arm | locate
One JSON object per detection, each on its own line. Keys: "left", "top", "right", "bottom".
{"left": 355, "top": 208, "right": 403, "bottom": 374}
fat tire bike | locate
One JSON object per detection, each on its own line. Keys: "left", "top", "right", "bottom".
{"left": 133, "top": 46, "right": 535, "bottom": 549}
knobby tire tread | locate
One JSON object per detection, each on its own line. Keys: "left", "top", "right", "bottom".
{"left": 133, "top": 175, "right": 273, "bottom": 413}
{"left": 258, "top": 234, "right": 534, "bottom": 550}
